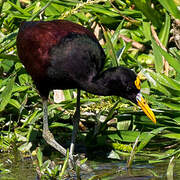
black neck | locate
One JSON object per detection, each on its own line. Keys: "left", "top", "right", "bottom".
{"left": 79, "top": 67, "right": 119, "bottom": 96}
{"left": 78, "top": 66, "right": 138, "bottom": 103}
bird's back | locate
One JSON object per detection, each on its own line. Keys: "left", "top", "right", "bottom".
{"left": 16, "top": 20, "right": 106, "bottom": 97}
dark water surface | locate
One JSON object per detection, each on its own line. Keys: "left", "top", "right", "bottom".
{"left": 0, "top": 152, "right": 180, "bottom": 180}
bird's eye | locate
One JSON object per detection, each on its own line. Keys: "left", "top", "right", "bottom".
{"left": 126, "top": 86, "right": 133, "bottom": 92}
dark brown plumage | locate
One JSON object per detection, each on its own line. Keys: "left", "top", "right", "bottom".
{"left": 16, "top": 20, "right": 156, "bottom": 170}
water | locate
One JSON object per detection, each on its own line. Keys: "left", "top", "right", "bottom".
{"left": 0, "top": 152, "right": 36, "bottom": 180}
{"left": 0, "top": 151, "right": 180, "bottom": 180}
{"left": 83, "top": 160, "right": 180, "bottom": 179}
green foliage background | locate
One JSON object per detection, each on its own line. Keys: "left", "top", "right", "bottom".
{"left": 0, "top": 0, "right": 180, "bottom": 177}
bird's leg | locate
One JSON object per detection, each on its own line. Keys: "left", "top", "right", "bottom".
{"left": 69, "top": 89, "right": 81, "bottom": 164}
{"left": 42, "top": 98, "right": 90, "bottom": 171}
{"left": 42, "top": 99, "right": 72, "bottom": 159}
{"left": 68, "top": 90, "right": 92, "bottom": 172}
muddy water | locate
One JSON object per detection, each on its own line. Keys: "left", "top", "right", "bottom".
{"left": 0, "top": 152, "right": 36, "bottom": 180}
{"left": 0, "top": 152, "right": 180, "bottom": 179}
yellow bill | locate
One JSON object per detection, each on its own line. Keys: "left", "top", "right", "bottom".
{"left": 136, "top": 93, "right": 156, "bottom": 124}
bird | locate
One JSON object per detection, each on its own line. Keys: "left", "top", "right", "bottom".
{"left": 16, "top": 20, "right": 156, "bottom": 170}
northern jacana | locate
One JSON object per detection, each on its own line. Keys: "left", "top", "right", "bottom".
{"left": 16, "top": 20, "right": 156, "bottom": 169}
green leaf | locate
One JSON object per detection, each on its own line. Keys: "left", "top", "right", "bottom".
{"left": 159, "top": 13, "right": 170, "bottom": 47}
{"left": 23, "top": 1, "right": 38, "bottom": 14}
{"left": 1, "top": 1, "right": 10, "bottom": 13}
{"left": 133, "top": 0, "right": 161, "bottom": 27}
{"left": 0, "top": 76, "right": 15, "bottom": 112}
{"left": 100, "top": 100, "right": 120, "bottom": 132}
{"left": 22, "top": 110, "right": 40, "bottom": 128}
{"left": 160, "top": 74, "right": 180, "bottom": 91}
{"left": 162, "top": 133, "right": 180, "bottom": 140}
{"left": 111, "top": 20, "right": 124, "bottom": 44}
{"left": 142, "top": 21, "right": 151, "bottom": 41}
{"left": 85, "top": 5, "right": 119, "bottom": 17}
{"left": 51, "top": 0, "right": 78, "bottom": 7}
{"left": 18, "top": 142, "right": 32, "bottom": 152}
{"left": 151, "top": 38, "right": 180, "bottom": 74}
{"left": 13, "top": 86, "right": 30, "bottom": 93}
{"left": 161, "top": 101, "right": 180, "bottom": 111}
{"left": 63, "top": 90, "right": 72, "bottom": 100}
{"left": 174, "top": 116, "right": 180, "bottom": 125}
{"left": 158, "top": 0, "right": 180, "bottom": 19}
{"left": 50, "top": 122, "right": 73, "bottom": 130}
{"left": 151, "top": 37, "right": 163, "bottom": 73}
{"left": 142, "top": 69, "right": 171, "bottom": 96}
{"left": 15, "top": 62, "right": 23, "bottom": 70}
{"left": 41, "top": 1, "right": 59, "bottom": 16}
{"left": 37, "top": 147, "right": 43, "bottom": 167}
{"left": 18, "top": 74, "right": 30, "bottom": 85}
{"left": 0, "top": 39, "right": 16, "bottom": 54}
{"left": 32, "top": 1, "right": 41, "bottom": 14}
{"left": 108, "top": 130, "right": 146, "bottom": 142}
{"left": 137, "top": 127, "right": 166, "bottom": 151}
{"left": 0, "top": 59, "right": 14, "bottom": 72}
{"left": 9, "top": 99, "right": 21, "bottom": 109}
{"left": 103, "top": 30, "right": 118, "bottom": 67}
{"left": 0, "top": 54, "right": 19, "bottom": 61}
{"left": 28, "top": 0, "right": 53, "bottom": 21}
{"left": 59, "top": 149, "right": 69, "bottom": 178}
{"left": 0, "top": 30, "right": 18, "bottom": 44}
{"left": 117, "top": 45, "right": 126, "bottom": 65}
{"left": 51, "top": 2, "right": 65, "bottom": 13}
{"left": 7, "top": 0, "right": 31, "bottom": 16}
{"left": 148, "top": 71, "right": 180, "bottom": 91}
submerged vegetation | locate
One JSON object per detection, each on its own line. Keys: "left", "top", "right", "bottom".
{"left": 0, "top": 0, "right": 180, "bottom": 179}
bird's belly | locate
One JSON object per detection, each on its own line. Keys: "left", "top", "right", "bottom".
{"left": 48, "top": 77, "right": 79, "bottom": 90}
{"left": 35, "top": 76, "right": 79, "bottom": 98}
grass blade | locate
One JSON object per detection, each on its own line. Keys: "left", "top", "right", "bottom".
{"left": 137, "top": 127, "right": 166, "bottom": 151}
{"left": 151, "top": 36, "right": 163, "bottom": 73}
{"left": 103, "top": 27, "right": 118, "bottom": 67}
{"left": 159, "top": 13, "right": 170, "bottom": 47}
{"left": 158, "top": 0, "right": 180, "bottom": 19}
{"left": 7, "top": 0, "right": 30, "bottom": 16}
{"left": 151, "top": 38, "right": 180, "bottom": 74}
{"left": 167, "top": 156, "right": 175, "bottom": 180}
{"left": 59, "top": 149, "right": 69, "bottom": 178}
{"left": 133, "top": 0, "right": 161, "bottom": 27}
{"left": 127, "top": 135, "right": 139, "bottom": 168}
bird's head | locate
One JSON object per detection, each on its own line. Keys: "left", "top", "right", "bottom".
{"left": 104, "top": 67, "right": 156, "bottom": 124}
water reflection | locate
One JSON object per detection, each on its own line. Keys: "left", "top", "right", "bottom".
{"left": 0, "top": 151, "right": 180, "bottom": 180}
